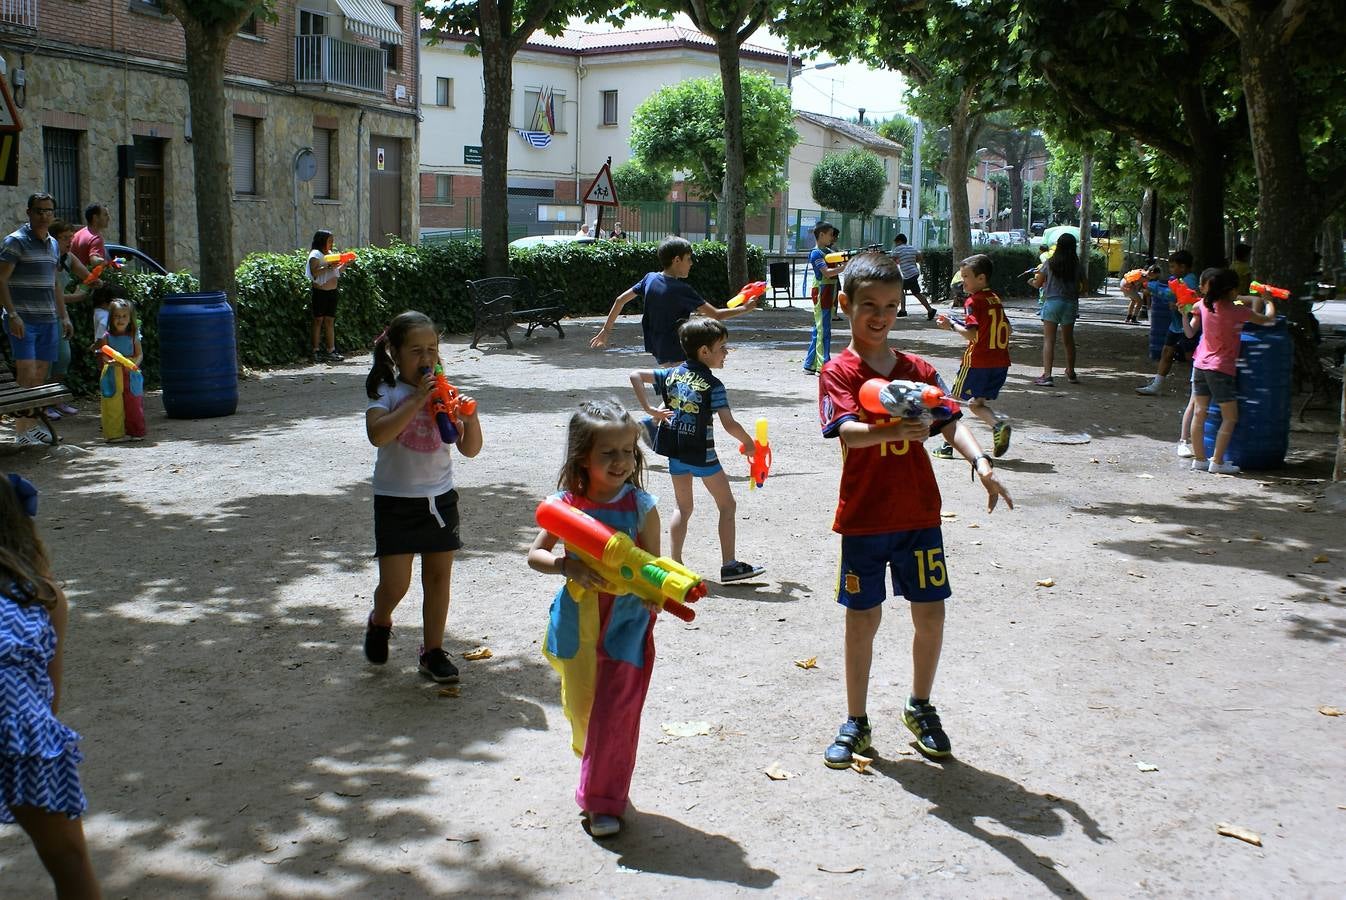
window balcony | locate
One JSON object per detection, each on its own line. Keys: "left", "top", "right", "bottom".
{"left": 0, "top": 0, "right": 38, "bottom": 32}
{"left": 295, "top": 34, "right": 384, "bottom": 94}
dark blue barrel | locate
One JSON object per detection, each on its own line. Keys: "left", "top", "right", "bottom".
{"left": 1202, "top": 316, "right": 1293, "bottom": 469}
{"left": 158, "top": 291, "right": 238, "bottom": 419}
{"left": 1148, "top": 294, "right": 1171, "bottom": 361}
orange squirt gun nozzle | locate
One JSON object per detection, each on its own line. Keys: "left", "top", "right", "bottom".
{"left": 1169, "top": 277, "right": 1202, "bottom": 310}
{"left": 323, "top": 251, "right": 357, "bottom": 265}
{"left": 727, "top": 280, "right": 767, "bottom": 309}
{"left": 535, "top": 498, "right": 707, "bottom": 622}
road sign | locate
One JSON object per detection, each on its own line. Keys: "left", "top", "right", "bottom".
{"left": 0, "top": 133, "right": 17, "bottom": 187}
{"left": 464, "top": 145, "right": 482, "bottom": 166}
{"left": 0, "top": 74, "right": 20, "bottom": 133}
{"left": 583, "top": 159, "right": 619, "bottom": 207}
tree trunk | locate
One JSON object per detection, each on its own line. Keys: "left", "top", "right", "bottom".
{"left": 1078, "top": 151, "right": 1093, "bottom": 286}
{"left": 1140, "top": 187, "right": 1157, "bottom": 260}
{"left": 1185, "top": 145, "right": 1227, "bottom": 271}
{"left": 479, "top": 9, "right": 512, "bottom": 277}
{"left": 172, "top": 16, "right": 239, "bottom": 301}
{"left": 715, "top": 36, "right": 748, "bottom": 291}
{"left": 944, "top": 87, "right": 977, "bottom": 264}
{"left": 1008, "top": 166, "right": 1025, "bottom": 230}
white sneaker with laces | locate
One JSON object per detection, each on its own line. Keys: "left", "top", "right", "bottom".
{"left": 1208, "top": 460, "right": 1241, "bottom": 475}
{"left": 1135, "top": 379, "right": 1164, "bottom": 396}
{"left": 1190, "top": 459, "right": 1207, "bottom": 471}
{"left": 14, "top": 427, "right": 52, "bottom": 448}
{"left": 1176, "top": 441, "right": 1193, "bottom": 458}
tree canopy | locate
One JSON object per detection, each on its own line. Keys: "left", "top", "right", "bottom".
{"left": 611, "top": 160, "right": 674, "bottom": 203}
{"left": 810, "top": 148, "right": 888, "bottom": 218}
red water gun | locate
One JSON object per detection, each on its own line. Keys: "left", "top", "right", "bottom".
{"left": 323, "top": 251, "right": 357, "bottom": 266}
{"left": 83, "top": 257, "right": 124, "bottom": 286}
{"left": 535, "top": 497, "right": 706, "bottom": 622}
{"left": 1250, "top": 281, "right": 1289, "bottom": 300}
{"left": 727, "top": 280, "right": 767, "bottom": 309}
{"left": 424, "top": 364, "right": 477, "bottom": 444}
{"left": 1169, "top": 277, "right": 1202, "bottom": 310}
{"left": 859, "top": 378, "right": 959, "bottom": 421}
{"left": 738, "top": 417, "right": 772, "bottom": 490}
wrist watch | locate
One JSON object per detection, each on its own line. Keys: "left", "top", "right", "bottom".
{"left": 971, "top": 453, "right": 993, "bottom": 480}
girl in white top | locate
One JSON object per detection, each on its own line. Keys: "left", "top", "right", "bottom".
{"left": 306, "top": 230, "right": 351, "bottom": 363}
{"left": 363, "top": 311, "right": 482, "bottom": 684}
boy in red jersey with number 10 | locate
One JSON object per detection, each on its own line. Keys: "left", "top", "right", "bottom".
{"left": 934, "top": 253, "right": 1013, "bottom": 459}
{"left": 818, "top": 252, "right": 1013, "bottom": 768}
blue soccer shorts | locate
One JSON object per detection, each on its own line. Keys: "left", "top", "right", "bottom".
{"left": 835, "top": 526, "right": 952, "bottom": 609}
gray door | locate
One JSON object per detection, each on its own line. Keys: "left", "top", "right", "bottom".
{"left": 370, "top": 136, "right": 402, "bottom": 247}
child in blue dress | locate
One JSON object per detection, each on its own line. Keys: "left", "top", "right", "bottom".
{"left": 1, "top": 474, "right": 101, "bottom": 896}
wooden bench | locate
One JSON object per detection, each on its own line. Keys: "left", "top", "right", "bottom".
{"left": 466, "top": 277, "right": 565, "bottom": 350}
{"left": 0, "top": 367, "right": 72, "bottom": 447}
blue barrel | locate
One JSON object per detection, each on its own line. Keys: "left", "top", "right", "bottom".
{"left": 1148, "top": 294, "right": 1171, "bottom": 361}
{"left": 1202, "top": 316, "right": 1293, "bottom": 469}
{"left": 158, "top": 292, "right": 238, "bottom": 419}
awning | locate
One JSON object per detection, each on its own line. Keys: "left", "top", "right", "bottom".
{"left": 334, "top": 0, "right": 402, "bottom": 45}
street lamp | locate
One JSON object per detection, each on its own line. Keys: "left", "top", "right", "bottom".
{"left": 779, "top": 54, "right": 838, "bottom": 253}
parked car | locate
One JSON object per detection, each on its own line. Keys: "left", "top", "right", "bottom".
{"left": 104, "top": 243, "right": 168, "bottom": 277}
{"left": 970, "top": 229, "right": 990, "bottom": 245}
{"left": 508, "top": 234, "right": 597, "bottom": 249}
{"left": 1007, "top": 229, "right": 1027, "bottom": 245}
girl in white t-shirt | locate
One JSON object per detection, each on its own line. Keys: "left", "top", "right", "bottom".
{"left": 362, "top": 311, "right": 482, "bottom": 683}
{"left": 306, "top": 230, "right": 351, "bottom": 364}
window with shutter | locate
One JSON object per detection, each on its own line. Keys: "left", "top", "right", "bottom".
{"left": 602, "top": 90, "right": 618, "bottom": 126}
{"left": 232, "top": 116, "right": 257, "bottom": 196}
{"left": 313, "top": 128, "right": 334, "bottom": 199}
{"left": 436, "top": 77, "right": 453, "bottom": 107}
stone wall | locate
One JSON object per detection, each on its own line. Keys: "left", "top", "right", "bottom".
{"left": 0, "top": 48, "right": 418, "bottom": 274}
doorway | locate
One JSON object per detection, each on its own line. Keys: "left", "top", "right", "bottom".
{"left": 369, "top": 136, "right": 402, "bottom": 247}
{"left": 133, "top": 136, "right": 166, "bottom": 265}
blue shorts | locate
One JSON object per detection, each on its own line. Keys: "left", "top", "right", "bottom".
{"left": 1039, "top": 298, "right": 1078, "bottom": 326}
{"left": 952, "top": 365, "right": 1008, "bottom": 401}
{"left": 836, "top": 526, "right": 952, "bottom": 609}
{"left": 669, "top": 457, "right": 723, "bottom": 478}
{"left": 2, "top": 313, "right": 60, "bottom": 363}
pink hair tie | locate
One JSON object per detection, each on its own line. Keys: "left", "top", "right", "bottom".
{"left": 374, "top": 328, "right": 389, "bottom": 344}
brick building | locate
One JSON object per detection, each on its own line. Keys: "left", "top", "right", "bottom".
{"left": 0, "top": 0, "right": 419, "bottom": 274}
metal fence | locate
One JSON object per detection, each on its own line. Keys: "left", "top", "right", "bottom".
{"left": 294, "top": 35, "right": 384, "bottom": 93}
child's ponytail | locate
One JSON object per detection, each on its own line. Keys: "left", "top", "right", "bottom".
{"left": 364, "top": 310, "right": 437, "bottom": 399}
{"left": 1200, "top": 267, "right": 1239, "bottom": 311}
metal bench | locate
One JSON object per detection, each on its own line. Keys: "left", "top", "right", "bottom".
{"left": 465, "top": 276, "right": 565, "bottom": 350}
{"left": 0, "top": 367, "right": 72, "bottom": 447}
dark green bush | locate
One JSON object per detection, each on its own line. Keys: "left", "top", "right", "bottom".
{"left": 920, "top": 245, "right": 1106, "bottom": 302}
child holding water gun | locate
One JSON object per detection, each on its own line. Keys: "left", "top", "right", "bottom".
{"left": 1182, "top": 268, "right": 1277, "bottom": 475}
{"left": 363, "top": 311, "right": 482, "bottom": 683}
{"left": 1136, "top": 250, "right": 1197, "bottom": 395}
{"left": 0, "top": 474, "right": 101, "bottom": 897}
{"left": 526, "top": 399, "right": 663, "bottom": 838}
{"left": 804, "top": 222, "right": 844, "bottom": 374}
{"left": 306, "top": 230, "right": 352, "bottom": 364}
{"left": 629, "top": 318, "right": 765, "bottom": 584}
{"left": 933, "top": 253, "right": 1013, "bottom": 459}
{"left": 95, "top": 299, "right": 145, "bottom": 442}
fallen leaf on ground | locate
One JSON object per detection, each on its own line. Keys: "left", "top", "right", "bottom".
{"left": 662, "top": 721, "right": 712, "bottom": 737}
{"left": 1136, "top": 473, "right": 1154, "bottom": 479}
{"left": 764, "top": 762, "right": 795, "bottom": 781}
{"left": 1216, "top": 823, "right": 1262, "bottom": 846}
{"left": 438, "top": 686, "right": 460, "bottom": 698}
{"left": 1312, "top": 554, "right": 1330, "bottom": 564}
{"left": 1194, "top": 549, "right": 1217, "bottom": 556}
{"left": 967, "top": 522, "right": 980, "bottom": 528}
{"left": 794, "top": 656, "right": 819, "bottom": 670}
{"left": 941, "top": 511, "right": 958, "bottom": 519}
{"left": 1127, "top": 571, "right": 1148, "bottom": 579}
{"left": 1036, "top": 578, "right": 1055, "bottom": 587}
{"left": 445, "top": 836, "right": 480, "bottom": 844}
{"left": 1319, "top": 706, "right": 1342, "bottom": 717}
{"left": 1250, "top": 533, "right": 1264, "bottom": 541}
{"left": 463, "top": 647, "right": 493, "bottom": 661}
{"left": 991, "top": 560, "right": 1003, "bottom": 569}
{"left": 1127, "top": 515, "right": 1158, "bottom": 524}
{"left": 1137, "top": 762, "right": 1159, "bottom": 773}
{"left": 850, "top": 754, "right": 874, "bottom": 774}
{"left": 817, "top": 864, "right": 865, "bottom": 874}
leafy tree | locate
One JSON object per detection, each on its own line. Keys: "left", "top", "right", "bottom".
{"left": 420, "top": 0, "right": 627, "bottom": 276}
{"left": 629, "top": 73, "right": 796, "bottom": 208}
{"left": 162, "top": 0, "right": 274, "bottom": 300}
{"left": 875, "top": 115, "right": 916, "bottom": 152}
{"left": 611, "top": 160, "right": 673, "bottom": 202}
{"left": 811, "top": 148, "right": 888, "bottom": 227}
{"left": 978, "top": 117, "right": 1047, "bottom": 230}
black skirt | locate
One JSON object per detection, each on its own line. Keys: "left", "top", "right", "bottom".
{"left": 373, "top": 490, "right": 462, "bottom": 557}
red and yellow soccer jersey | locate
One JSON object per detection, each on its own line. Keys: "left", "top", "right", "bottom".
{"left": 818, "top": 347, "right": 946, "bottom": 535}
{"left": 962, "top": 289, "right": 1012, "bottom": 369}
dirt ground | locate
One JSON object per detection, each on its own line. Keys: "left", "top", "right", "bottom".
{"left": 1, "top": 291, "right": 1343, "bottom": 898}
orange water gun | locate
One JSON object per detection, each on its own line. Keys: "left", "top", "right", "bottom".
{"left": 1169, "top": 278, "right": 1202, "bottom": 310}
{"left": 423, "top": 364, "right": 477, "bottom": 444}
{"left": 535, "top": 497, "right": 706, "bottom": 622}
{"left": 99, "top": 344, "right": 139, "bottom": 372}
{"left": 1250, "top": 281, "right": 1290, "bottom": 300}
{"left": 738, "top": 417, "right": 772, "bottom": 490}
{"left": 727, "top": 280, "right": 767, "bottom": 309}
{"left": 323, "top": 251, "right": 357, "bottom": 265}
{"left": 1122, "top": 268, "right": 1146, "bottom": 285}
{"left": 83, "top": 257, "right": 124, "bottom": 286}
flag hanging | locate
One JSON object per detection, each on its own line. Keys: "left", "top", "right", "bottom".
{"left": 517, "top": 129, "right": 552, "bottom": 149}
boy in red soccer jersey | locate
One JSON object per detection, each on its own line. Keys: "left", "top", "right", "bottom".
{"left": 934, "top": 253, "right": 1013, "bottom": 459}
{"left": 818, "top": 252, "right": 1013, "bottom": 766}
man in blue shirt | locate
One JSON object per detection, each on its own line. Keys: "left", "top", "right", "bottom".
{"left": 0, "top": 192, "right": 70, "bottom": 447}
{"left": 591, "top": 236, "right": 759, "bottom": 364}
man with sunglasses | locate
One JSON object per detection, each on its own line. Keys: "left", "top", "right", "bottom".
{"left": 0, "top": 192, "right": 71, "bottom": 447}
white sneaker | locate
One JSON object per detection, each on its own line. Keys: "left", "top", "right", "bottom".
{"left": 586, "top": 812, "right": 621, "bottom": 837}
{"left": 1208, "top": 460, "right": 1240, "bottom": 475}
{"left": 1190, "top": 459, "right": 1207, "bottom": 471}
{"left": 13, "top": 427, "right": 52, "bottom": 448}
{"left": 1135, "top": 380, "right": 1164, "bottom": 396}
{"left": 1176, "top": 441, "right": 1193, "bottom": 458}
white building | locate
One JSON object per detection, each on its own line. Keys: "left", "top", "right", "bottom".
{"left": 790, "top": 110, "right": 910, "bottom": 222}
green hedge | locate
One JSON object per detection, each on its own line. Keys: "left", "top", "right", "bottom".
{"left": 920, "top": 245, "right": 1107, "bottom": 302}
{"left": 60, "top": 271, "right": 200, "bottom": 397}
{"left": 232, "top": 239, "right": 764, "bottom": 367}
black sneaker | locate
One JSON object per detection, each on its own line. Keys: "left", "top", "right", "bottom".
{"left": 931, "top": 443, "right": 956, "bottom": 460}
{"left": 992, "top": 420, "right": 1012, "bottom": 458}
{"left": 326, "top": 349, "right": 345, "bottom": 362}
{"left": 313, "top": 350, "right": 325, "bottom": 364}
{"left": 418, "top": 647, "right": 460, "bottom": 684}
{"left": 720, "top": 560, "right": 765, "bottom": 583}
{"left": 927, "top": 308, "right": 936, "bottom": 321}
{"left": 364, "top": 615, "right": 391, "bottom": 665}
{"left": 896, "top": 309, "right": 909, "bottom": 317}
{"left": 903, "top": 699, "right": 952, "bottom": 758}
{"left": 824, "top": 719, "right": 872, "bottom": 769}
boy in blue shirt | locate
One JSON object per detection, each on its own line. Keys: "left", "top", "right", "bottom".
{"left": 591, "top": 236, "right": 759, "bottom": 364}
{"left": 629, "top": 318, "right": 765, "bottom": 583}
{"left": 803, "top": 222, "right": 844, "bottom": 374}
{"left": 1136, "top": 250, "right": 1197, "bottom": 395}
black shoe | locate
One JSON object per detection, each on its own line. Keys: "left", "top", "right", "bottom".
{"left": 720, "top": 560, "right": 765, "bottom": 583}
{"left": 903, "top": 699, "right": 952, "bottom": 758}
{"left": 326, "top": 349, "right": 345, "bottom": 362}
{"left": 313, "top": 350, "right": 325, "bottom": 364}
{"left": 931, "top": 443, "right": 955, "bottom": 460}
{"left": 824, "top": 719, "right": 872, "bottom": 769}
{"left": 364, "top": 615, "right": 391, "bottom": 665}
{"left": 896, "top": 309, "right": 909, "bottom": 317}
{"left": 418, "top": 647, "right": 460, "bottom": 683}
{"left": 927, "top": 308, "right": 936, "bottom": 321}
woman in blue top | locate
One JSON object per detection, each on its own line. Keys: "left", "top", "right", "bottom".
{"left": 1030, "top": 232, "right": 1082, "bottom": 386}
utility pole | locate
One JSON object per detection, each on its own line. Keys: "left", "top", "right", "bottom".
{"left": 910, "top": 118, "right": 923, "bottom": 247}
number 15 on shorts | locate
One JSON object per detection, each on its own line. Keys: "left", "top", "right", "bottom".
{"left": 914, "top": 547, "right": 946, "bottom": 589}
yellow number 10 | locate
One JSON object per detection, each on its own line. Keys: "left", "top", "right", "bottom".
{"left": 914, "top": 547, "right": 947, "bottom": 589}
